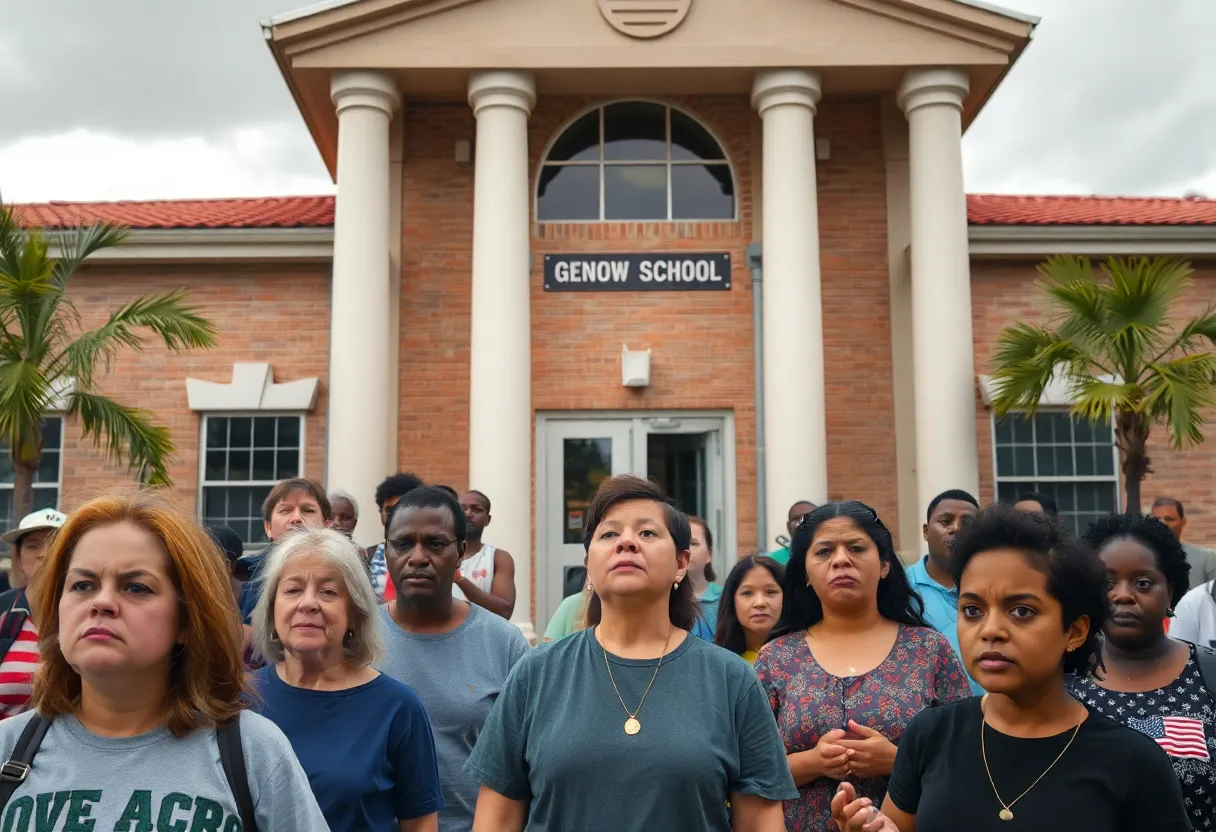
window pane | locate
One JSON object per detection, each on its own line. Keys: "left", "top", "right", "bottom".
{"left": 994, "top": 418, "right": 1013, "bottom": 444}
{"left": 228, "top": 450, "right": 251, "bottom": 481}
{"left": 995, "top": 446, "right": 1014, "bottom": 476}
{"left": 1049, "top": 413, "right": 1072, "bottom": 444}
{"left": 604, "top": 165, "right": 667, "bottom": 220}
{"left": 1095, "top": 446, "right": 1115, "bottom": 476}
{"left": 563, "top": 438, "right": 614, "bottom": 545}
{"left": 0, "top": 491, "right": 13, "bottom": 534}
{"left": 32, "top": 487, "right": 58, "bottom": 512}
{"left": 547, "top": 110, "right": 600, "bottom": 162}
{"left": 1094, "top": 483, "right": 1118, "bottom": 512}
{"left": 277, "top": 417, "right": 300, "bottom": 449}
{"left": 671, "top": 164, "right": 734, "bottom": 220}
{"left": 206, "top": 417, "right": 228, "bottom": 449}
{"left": 1073, "top": 418, "right": 1094, "bottom": 443}
{"left": 230, "top": 418, "right": 252, "bottom": 449}
{"left": 1036, "top": 446, "right": 1055, "bottom": 476}
{"left": 252, "top": 450, "right": 275, "bottom": 482}
{"left": 276, "top": 449, "right": 300, "bottom": 480}
{"left": 42, "top": 418, "right": 62, "bottom": 450}
{"left": 203, "top": 485, "right": 272, "bottom": 547}
{"left": 1033, "top": 413, "right": 1054, "bottom": 444}
{"left": 1054, "top": 446, "right": 1074, "bottom": 477}
{"left": 0, "top": 454, "right": 13, "bottom": 485}
{"left": 1074, "top": 445, "right": 1095, "bottom": 476}
{"left": 205, "top": 451, "right": 227, "bottom": 482}
{"left": 35, "top": 451, "right": 59, "bottom": 484}
{"left": 996, "top": 482, "right": 1018, "bottom": 503}
{"left": 670, "top": 110, "right": 726, "bottom": 162}
{"left": 1014, "top": 446, "right": 1034, "bottom": 477}
{"left": 603, "top": 102, "right": 666, "bottom": 161}
{"left": 253, "top": 417, "right": 277, "bottom": 448}
{"left": 1010, "top": 417, "right": 1033, "bottom": 443}
{"left": 538, "top": 165, "right": 599, "bottom": 222}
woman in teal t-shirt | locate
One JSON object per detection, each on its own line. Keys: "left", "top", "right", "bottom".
{"left": 466, "top": 475, "right": 797, "bottom": 832}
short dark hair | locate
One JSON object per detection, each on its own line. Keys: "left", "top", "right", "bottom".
{"left": 1152, "top": 496, "right": 1185, "bottom": 518}
{"left": 385, "top": 485, "right": 468, "bottom": 543}
{"left": 714, "top": 556, "right": 785, "bottom": 655}
{"left": 1014, "top": 491, "right": 1059, "bottom": 518}
{"left": 948, "top": 504, "right": 1106, "bottom": 678}
{"left": 688, "top": 516, "right": 716, "bottom": 583}
{"left": 375, "top": 473, "right": 424, "bottom": 509}
{"left": 926, "top": 489, "right": 979, "bottom": 523}
{"left": 261, "top": 478, "right": 331, "bottom": 524}
{"left": 581, "top": 475, "right": 698, "bottom": 631}
{"left": 434, "top": 485, "right": 459, "bottom": 500}
{"left": 1084, "top": 514, "right": 1191, "bottom": 608}
{"left": 789, "top": 500, "right": 816, "bottom": 515}
{"left": 771, "top": 501, "right": 927, "bottom": 640}
{"left": 464, "top": 489, "right": 491, "bottom": 513}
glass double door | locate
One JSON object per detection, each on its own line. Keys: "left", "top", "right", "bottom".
{"left": 539, "top": 415, "right": 728, "bottom": 633}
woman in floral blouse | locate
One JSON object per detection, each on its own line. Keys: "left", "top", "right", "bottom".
{"left": 754, "top": 501, "right": 972, "bottom": 831}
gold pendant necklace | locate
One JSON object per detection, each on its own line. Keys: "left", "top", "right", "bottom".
{"left": 600, "top": 625, "right": 673, "bottom": 736}
{"left": 980, "top": 694, "right": 1082, "bottom": 821}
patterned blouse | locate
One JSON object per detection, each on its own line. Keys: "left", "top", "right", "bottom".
{"left": 1067, "top": 642, "right": 1216, "bottom": 830}
{"left": 754, "top": 624, "right": 972, "bottom": 831}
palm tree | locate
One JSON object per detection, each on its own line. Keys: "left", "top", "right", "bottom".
{"left": 989, "top": 255, "right": 1216, "bottom": 514}
{"left": 0, "top": 198, "right": 218, "bottom": 525}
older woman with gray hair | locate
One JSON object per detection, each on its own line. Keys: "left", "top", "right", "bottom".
{"left": 251, "top": 527, "right": 444, "bottom": 832}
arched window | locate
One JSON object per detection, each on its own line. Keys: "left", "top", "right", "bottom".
{"left": 537, "top": 102, "right": 735, "bottom": 222}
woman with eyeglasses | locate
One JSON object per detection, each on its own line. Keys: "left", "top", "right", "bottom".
{"left": 754, "top": 502, "right": 971, "bottom": 832}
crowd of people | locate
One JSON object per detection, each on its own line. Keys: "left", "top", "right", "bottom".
{"left": 0, "top": 466, "right": 1211, "bottom": 831}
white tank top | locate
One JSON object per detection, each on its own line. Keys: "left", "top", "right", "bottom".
{"left": 452, "top": 543, "right": 496, "bottom": 600}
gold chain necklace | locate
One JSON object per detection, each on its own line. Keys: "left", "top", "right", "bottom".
{"left": 599, "top": 625, "right": 673, "bottom": 736}
{"left": 980, "top": 694, "right": 1082, "bottom": 821}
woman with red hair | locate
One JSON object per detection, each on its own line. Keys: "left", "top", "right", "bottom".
{"left": 0, "top": 491, "right": 327, "bottom": 831}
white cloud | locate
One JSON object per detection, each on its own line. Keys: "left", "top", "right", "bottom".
{"left": 0, "top": 126, "right": 333, "bottom": 203}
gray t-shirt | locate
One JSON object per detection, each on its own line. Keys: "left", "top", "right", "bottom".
{"left": 376, "top": 603, "right": 529, "bottom": 832}
{"left": 0, "top": 709, "right": 328, "bottom": 831}
{"left": 1183, "top": 542, "right": 1216, "bottom": 590}
{"left": 465, "top": 628, "right": 798, "bottom": 832}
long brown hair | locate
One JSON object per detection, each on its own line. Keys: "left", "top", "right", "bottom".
{"left": 581, "top": 475, "right": 699, "bottom": 631}
{"left": 30, "top": 490, "right": 247, "bottom": 736}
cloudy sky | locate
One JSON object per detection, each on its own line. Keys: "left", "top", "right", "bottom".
{"left": 1, "top": 0, "right": 1211, "bottom": 203}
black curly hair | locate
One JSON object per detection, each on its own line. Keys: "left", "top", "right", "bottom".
{"left": 1083, "top": 514, "right": 1191, "bottom": 608}
{"left": 948, "top": 504, "right": 1107, "bottom": 679}
{"left": 769, "top": 501, "right": 926, "bottom": 640}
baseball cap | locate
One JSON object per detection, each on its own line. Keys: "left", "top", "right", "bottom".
{"left": 1, "top": 508, "right": 68, "bottom": 545}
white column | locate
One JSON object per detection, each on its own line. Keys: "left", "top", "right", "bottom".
{"left": 897, "top": 68, "right": 980, "bottom": 512}
{"left": 327, "top": 70, "right": 399, "bottom": 545}
{"left": 467, "top": 71, "right": 536, "bottom": 640}
{"left": 752, "top": 69, "right": 828, "bottom": 545}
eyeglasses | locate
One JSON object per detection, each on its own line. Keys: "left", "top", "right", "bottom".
{"left": 387, "top": 536, "right": 459, "bottom": 556}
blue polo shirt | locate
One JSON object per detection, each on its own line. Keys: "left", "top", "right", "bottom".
{"left": 904, "top": 556, "right": 984, "bottom": 695}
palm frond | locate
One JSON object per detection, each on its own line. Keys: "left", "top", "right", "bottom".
{"left": 988, "top": 324, "right": 1089, "bottom": 416}
{"left": 0, "top": 200, "right": 27, "bottom": 277}
{"left": 48, "top": 290, "right": 218, "bottom": 386}
{"left": 1037, "top": 256, "right": 1109, "bottom": 349}
{"left": 1103, "top": 257, "right": 1190, "bottom": 340}
{"left": 1066, "top": 376, "right": 1139, "bottom": 424}
{"left": 1155, "top": 307, "right": 1216, "bottom": 362}
{"left": 49, "top": 222, "right": 127, "bottom": 291}
{"left": 66, "top": 391, "right": 174, "bottom": 486}
{"left": 0, "top": 359, "right": 54, "bottom": 447}
{"left": 1141, "top": 353, "right": 1216, "bottom": 448}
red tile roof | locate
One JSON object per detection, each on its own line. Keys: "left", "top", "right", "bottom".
{"left": 9, "top": 193, "right": 1216, "bottom": 230}
{"left": 967, "top": 194, "right": 1216, "bottom": 226}
{"left": 11, "top": 196, "right": 335, "bottom": 230}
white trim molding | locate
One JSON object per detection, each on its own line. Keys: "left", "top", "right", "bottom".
{"left": 52, "top": 228, "right": 334, "bottom": 264}
{"left": 977, "top": 373, "right": 1119, "bottom": 408}
{"left": 187, "top": 363, "right": 319, "bottom": 412}
{"left": 970, "top": 225, "right": 1216, "bottom": 258}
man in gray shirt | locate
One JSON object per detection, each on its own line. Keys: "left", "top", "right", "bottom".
{"left": 1152, "top": 496, "right": 1216, "bottom": 590}
{"left": 376, "top": 486, "right": 529, "bottom": 832}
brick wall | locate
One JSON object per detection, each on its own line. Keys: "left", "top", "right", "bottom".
{"left": 58, "top": 263, "right": 331, "bottom": 518}
{"left": 971, "top": 259, "right": 1216, "bottom": 545}
{"left": 398, "top": 93, "right": 899, "bottom": 559}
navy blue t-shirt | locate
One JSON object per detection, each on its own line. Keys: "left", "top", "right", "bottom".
{"left": 254, "top": 664, "right": 444, "bottom": 830}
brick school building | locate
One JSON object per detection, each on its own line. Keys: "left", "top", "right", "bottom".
{"left": 13, "top": 0, "right": 1216, "bottom": 639}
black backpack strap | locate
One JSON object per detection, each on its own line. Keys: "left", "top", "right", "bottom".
{"left": 0, "top": 591, "right": 29, "bottom": 663}
{"left": 217, "top": 718, "right": 257, "bottom": 832}
{"left": 0, "top": 714, "right": 51, "bottom": 812}
{"left": 1196, "top": 645, "right": 1216, "bottom": 700}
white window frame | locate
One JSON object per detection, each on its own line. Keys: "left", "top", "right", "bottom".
{"left": 990, "top": 409, "right": 1121, "bottom": 530}
{"left": 197, "top": 412, "right": 306, "bottom": 547}
{"left": 0, "top": 416, "right": 65, "bottom": 531}
{"left": 535, "top": 100, "right": 738, "bottom": 224}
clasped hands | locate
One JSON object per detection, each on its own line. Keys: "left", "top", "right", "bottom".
{"left": 813, "top": 720, "right": 896, "bottom": 780}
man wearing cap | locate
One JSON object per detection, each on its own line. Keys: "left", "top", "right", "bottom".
{"left": 0, "top": 508, "right": 67, "bottom": 719}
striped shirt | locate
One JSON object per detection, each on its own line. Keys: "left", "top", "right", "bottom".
{"left": 0, "top": 615, "right": 38, "bottom": 720}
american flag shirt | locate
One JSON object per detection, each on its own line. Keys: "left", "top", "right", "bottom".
{"left": 0, "top": 615, "right": 38, "bottom": 720}
{"left": 1068, "top": 643, "right": 1216, "bottom": 830}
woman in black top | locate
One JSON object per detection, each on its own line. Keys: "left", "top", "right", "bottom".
{"left": 832, "top": 505, "right": 1189, "bottom": 832}
{"left": 1068, "top": 514, "right": 1216, "bottom": 830}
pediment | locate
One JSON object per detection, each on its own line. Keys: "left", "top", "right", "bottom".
{"left": 270, "top": 0, "right": 1032, "bottom": 72}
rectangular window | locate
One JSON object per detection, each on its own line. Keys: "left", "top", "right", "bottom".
{"left": 0, "top": 417, "right": 63, "bottom": 533}
{"left": 200, "top": 415, "right": 303, "bottom": 547}
{"left": 993, "top": 411, "right": 1119, "bottom": 536}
